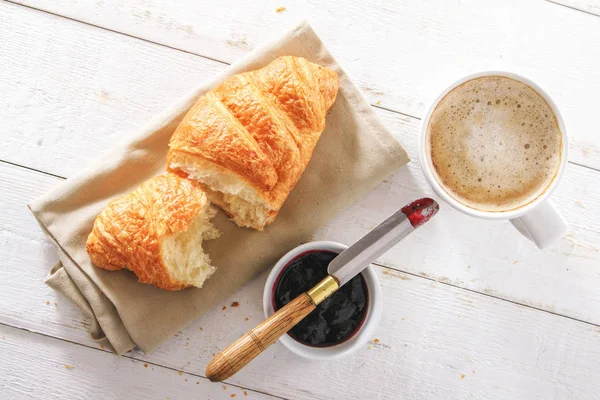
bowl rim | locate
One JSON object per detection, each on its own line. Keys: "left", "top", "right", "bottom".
{"left": 263, "top": 240, "right": 382, "bottom": 360}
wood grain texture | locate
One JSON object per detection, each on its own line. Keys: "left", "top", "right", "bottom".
{"left": 2, "top": 208, "right": 600, "bottom": 399}
{"left": 206, "top": 294, "right": 316, "bottom": 382}
{"left": 2, "top": 161, "right": 599, "bottom": 398}
{"left": 0, "top": 2, "right": 599, "bottom": 328}
{"left": 548, "top": 0, "right": 600, "bottom": 16}
{"left": 1, "top": 1, "right": 600, "bottom": 398}
{"left": 9, "top": 0, "right": 600, "bottom": 170}
{"left": 0, "top": 0, "right": 223, "bottom": 178}
{"left": 0, "top": 159, "right": 599, "bottom": 399}
{"left": 1, "top": 75, "right": 600, "bottom": 327}
{"left": 0, "top": 324, "right": 276, "bottom": 400}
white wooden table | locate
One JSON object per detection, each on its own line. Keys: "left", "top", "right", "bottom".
{"left": 2, "top": 0, "right": 600, "bottom": 398}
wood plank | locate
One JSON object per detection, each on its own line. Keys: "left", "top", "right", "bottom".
{"left": 1, "top": 3, "right": 600, "bottom": 324}
{"left": 0, "top": 1, "right": 224, "bottom": 179}
{"left": 8, "top": 0, "right": 600, "bottom": 170}
{"left": 0, "top": 324, "right": 278, "bottom": 400}
{"left": 0, "top": 164, "right": 94, "bottom": 346}
{"left": 4, "top": 97, "right": 600, "bottom": 328}
{"left": 1, "top": 3, "right": 600, "bottom": 397}
{"left": 1, "top": 167, "right": 600, "bottom": 399}
{"left": 1, "top": 0, "right": 599, "bottom": 332}
{"left": 549, "top": 0, "right": 600, "bottom": 16}
{"left": 338, "top": 111, "right": 600, "bottom": 324}
{"left": 119, "top": 265, "right": 600, "bottom": 400}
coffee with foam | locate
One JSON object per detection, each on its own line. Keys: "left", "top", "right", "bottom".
{"left": 426, "top": 76, "right": 562, "bottom": 212}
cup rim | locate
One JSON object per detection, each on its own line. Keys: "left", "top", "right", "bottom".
{"left": 418, "top": 70, "right": 569, "bottom": 220}
{"left": 263, "top": 240, "right": 382, "bottom": 360}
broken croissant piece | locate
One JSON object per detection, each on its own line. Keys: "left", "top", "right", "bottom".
{"left": 86, "top": 172, "right": 220, "bottom": 290}
{"left": 168, "top": 56, "right": 339, "bottom": 230}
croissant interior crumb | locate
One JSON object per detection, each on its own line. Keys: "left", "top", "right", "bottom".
{"left": 170, "top": 155, "right": 273, "bottom": 230}
{"left": 161, "top": 204, "right": 220, "bottom": 288}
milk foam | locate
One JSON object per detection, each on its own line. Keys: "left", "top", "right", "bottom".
{"left": 427, "top": 76, "right": 562, "bottom": 212}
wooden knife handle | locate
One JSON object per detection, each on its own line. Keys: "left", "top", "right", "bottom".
{"left": 205, "top": 293, "right": 316, "bottom": 382}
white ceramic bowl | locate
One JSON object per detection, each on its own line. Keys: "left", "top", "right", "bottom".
{"left": 263, "top": 241, "right": 382, "bottom": 360}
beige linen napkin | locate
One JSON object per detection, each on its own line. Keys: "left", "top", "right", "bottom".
{"left": 29, "top": 21, "right": 409, "bottom": 355}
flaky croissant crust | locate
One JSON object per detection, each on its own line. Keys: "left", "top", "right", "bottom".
{"left": 86, "top": 173, "right": 214, "bottom": 290}
{"left": 168, "top": 56, "right": 339, "bottom": 226}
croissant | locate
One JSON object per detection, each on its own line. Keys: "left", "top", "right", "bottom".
{"left": 167, "top": 56, "right": 339, "bottom": 230}
{"left": 86, "top": 173, "right": 220, "bottom": 290}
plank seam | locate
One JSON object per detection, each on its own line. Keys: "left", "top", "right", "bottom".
{"left": 3, "top": 0, "right": 230, "bottom": 66}
{"left": 3, "top": 1, "right": 600, "bottom": 174}
{"left": 546, "top": 0, "right": 600, "bottom": 18}
{"left": 377, "top": 264, "right": 600, "bottom": 329}
{"left": 568, "top": 160, "right": 600, "bottom": 174}
{"left": 0, "top": 159, "right": 66, "bottom": 180}
{"left": 2, "top": 157, "right": 600, "bottom": 326}
{"left": 0, "top": 152, "right": 600, "bottom": 327}
{"left": 0, "top": 0, "right": 450, "bottom": 124}
{"left": 0, "top": 321, "right": 289, "bottom": 400}
{"left": 2, "top": 0, "right": 600, "bottom": 331}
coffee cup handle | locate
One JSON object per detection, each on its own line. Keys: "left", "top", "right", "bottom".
{"left": 509, "top": 200, "right": 568, "bottom": 249}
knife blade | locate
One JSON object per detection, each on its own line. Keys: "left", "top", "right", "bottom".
{"left": 328, "top": 198, "right": 439, "bottom": 286}
{"left": 206, "top": 197, "right": 439, "bottom": 382}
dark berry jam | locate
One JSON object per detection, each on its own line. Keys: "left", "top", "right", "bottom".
{"left": 273, "top": 250, "right": 368, "bottom": 347}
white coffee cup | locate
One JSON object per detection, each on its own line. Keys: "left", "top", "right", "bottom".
{"left": 418, "top": 71, "right": 569, "bottom": 249}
